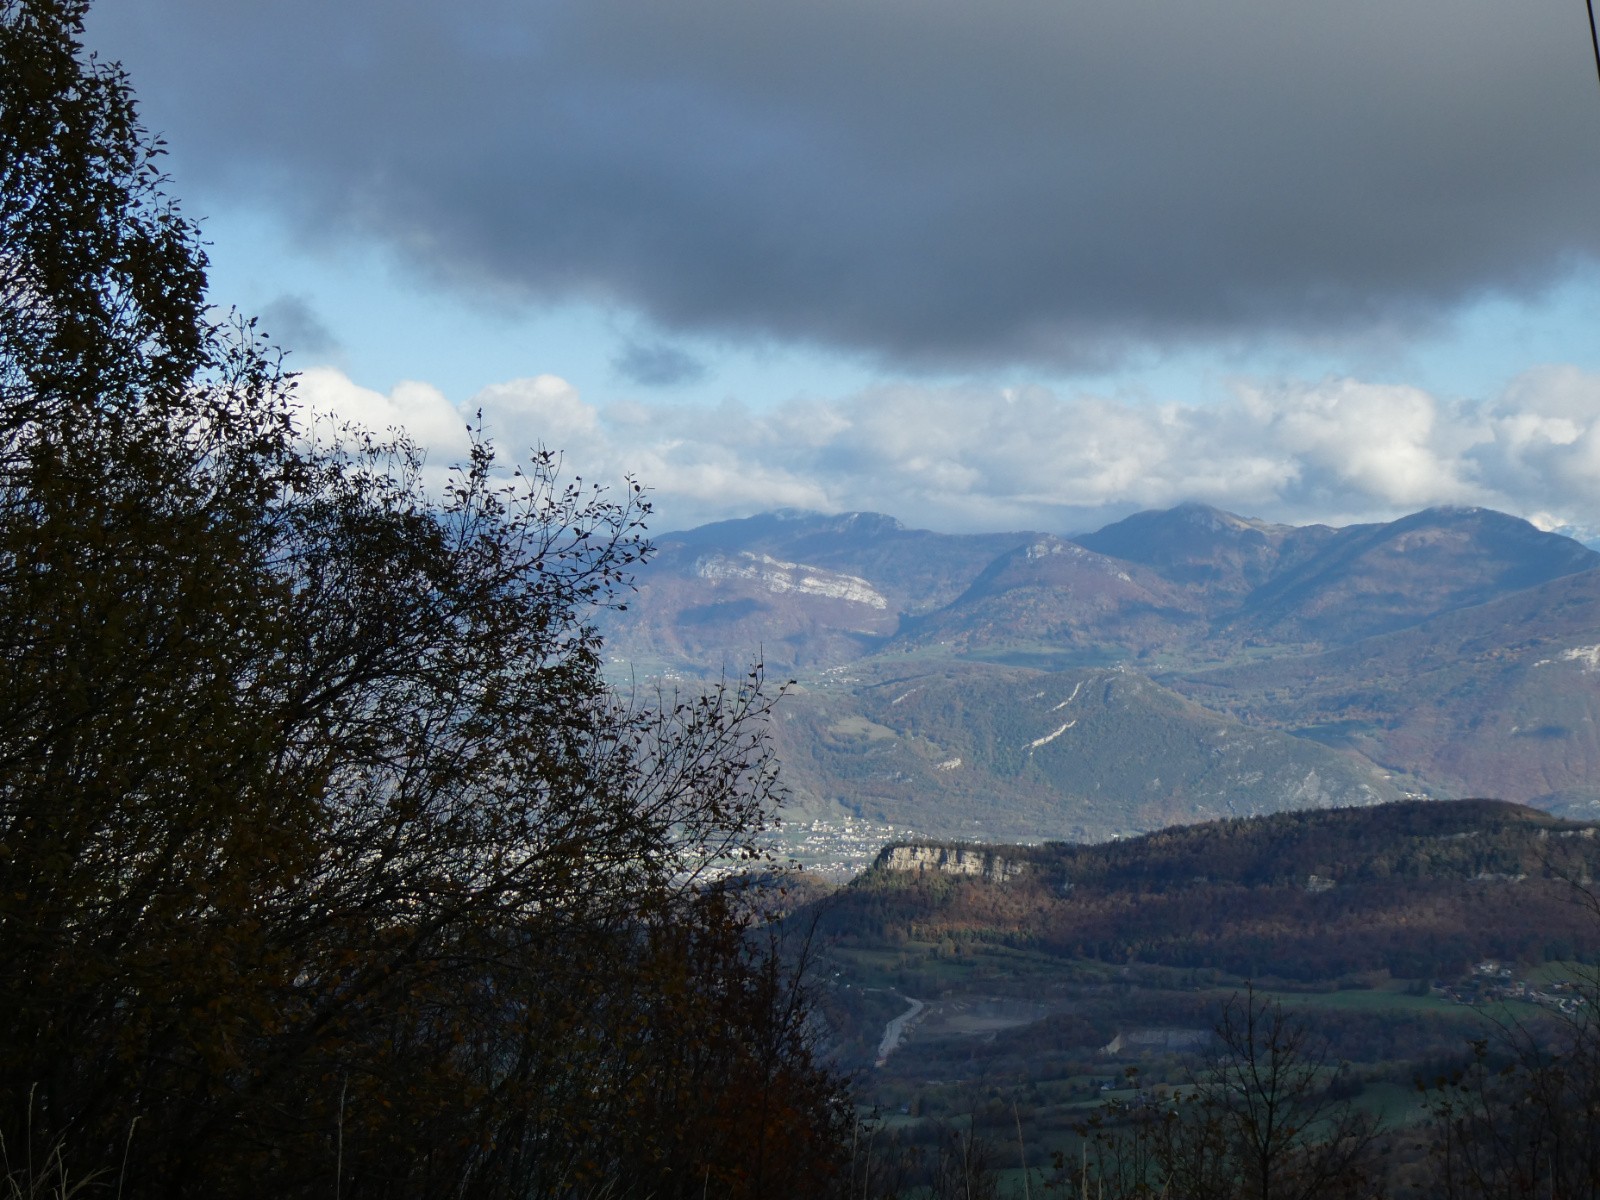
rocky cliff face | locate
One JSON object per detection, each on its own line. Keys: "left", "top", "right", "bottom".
{"left": 877, "top": 843, "right": 1027, "bottom": 882}
{"left": 693, "top": 551, "right": 888, "bottom": 608}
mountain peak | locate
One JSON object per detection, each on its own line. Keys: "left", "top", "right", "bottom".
{"left": 1233, "top": 503, "right": 1600, "bottom": 645}
{"left": 1073, "top": 503, "right": 1327, "bottom": 596}
{"left": 1170, "top": 501, "right": 1268, "bottom": 529}
{"left": 815, "top": 510, "right": 907, "bottom": 535}
{"left": 663, "top": 507, "right": 905, "bottom": 544}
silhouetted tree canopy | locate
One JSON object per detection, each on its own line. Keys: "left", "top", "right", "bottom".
{"left": 0, "top": 3, "right": 848, "bottom": 1196}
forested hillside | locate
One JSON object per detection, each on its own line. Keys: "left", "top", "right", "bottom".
{"left": 822, "top": 800, "right": 1600, "bottom": 980}
{"left": 812, "top": 800, "right": 1600, "bottom": 1198}
{"left": 769, "top": 660, "right": 1402, "bottom": 841}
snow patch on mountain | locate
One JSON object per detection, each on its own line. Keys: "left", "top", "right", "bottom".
{"left": 1534, "top": 644, "right": 1600, "bottom": 671}
{"left": 1561, "top": 645, "right": 1600, "bottom": 670}
{"left": 694, "top": 552, "right": 888, "bottom": 608}
{"left": 1024, "top": 538, "right": 1134, "bottom": 581}
{"left": 1028, "top": 721, "right": 1076, "bottom": 750}
{"left": 1052, "top": 681, "right": 1084, "bottom": 711}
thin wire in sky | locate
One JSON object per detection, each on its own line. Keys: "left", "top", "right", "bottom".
{"left": 1588, "top": 0, "right": 1600, "bottom": 93}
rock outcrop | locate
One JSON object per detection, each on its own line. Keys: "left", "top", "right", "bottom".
{"left": 876, "top": 843, "right": 1027, "bottom": 882}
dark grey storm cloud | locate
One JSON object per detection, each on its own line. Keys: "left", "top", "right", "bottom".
{"left": 611, "top": 340, "right": 708, "bottom": 388}
{"left": 257, "top": 294, "right": 339, "bottom": 359}
{"left": 88, "top": 0, "right": 1600, "bottom": 368}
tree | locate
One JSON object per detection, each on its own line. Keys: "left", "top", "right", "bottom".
{"left": 0, "top": 0, "right": 211, "bottom": 440}
{"left": 0, "top": 3, "right": 849, "bottom": 1195}
{"left": 1077, "top": 989, "right": 1382, "bottom": 1200}
{"left": 1424, "top": 1024, "right": 1600, "bottom": 1200}
{"left": 1422, "top": 874, "right": 1600, "bottom": 1199}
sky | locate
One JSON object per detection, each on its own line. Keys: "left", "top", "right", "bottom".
{"left": 84, "top": 0, "right": 1600, "bottom": 538}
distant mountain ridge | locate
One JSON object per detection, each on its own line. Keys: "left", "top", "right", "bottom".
{"left": 1075, "top": 502, "right": 1338, "bottom": 599}
{"left": 599, "top": 504, "right": 1600, "bottom": 845}
{"left": 604, "top": 510, "right": 1036, "bottom": 674}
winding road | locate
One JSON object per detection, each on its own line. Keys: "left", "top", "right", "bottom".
{"left": 875, "top": 994, "right": 926, "bottom": 1066}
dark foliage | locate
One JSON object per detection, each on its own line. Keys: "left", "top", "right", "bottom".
{"left": 824, "top": 801, "right": 1600, "bottom": 982}
{"left": 1075, "top": 990, "right": 1384, "bottom": 1200}
{"left": 0, "top": 3, "right": 850, "bottom": 1195}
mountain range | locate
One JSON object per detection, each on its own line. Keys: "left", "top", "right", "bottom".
{"left": 599, "top": 504, "right": 1600, "bottom": 845}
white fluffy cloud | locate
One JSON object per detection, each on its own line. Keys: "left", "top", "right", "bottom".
{"left": 295, "top": 365, "right": 1600, "bottom": 538}
{"left": 296, "top": 367, "right": 473, "bottom": 461}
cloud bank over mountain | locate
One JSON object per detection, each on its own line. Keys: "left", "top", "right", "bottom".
{"left": 298, "top": 366, "right": 1600, "bottom": 536}
{"left": 90, "top": 0, "right": 1600, "bottom": 369}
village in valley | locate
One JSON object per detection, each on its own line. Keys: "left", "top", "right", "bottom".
{"left": 1434, "top": 960, "right": 1590, "bottom": 1014}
